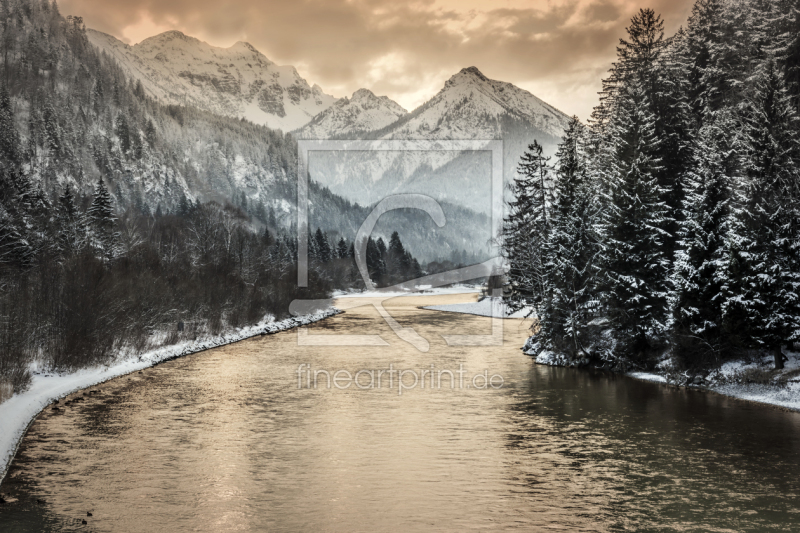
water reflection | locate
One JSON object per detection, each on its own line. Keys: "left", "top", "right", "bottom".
{"left": 1, "top": 294, "right": 799, "bottom": 532}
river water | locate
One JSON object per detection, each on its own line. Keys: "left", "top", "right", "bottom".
{"left": 1, "top": 294, "right": 800, "bottom": 532}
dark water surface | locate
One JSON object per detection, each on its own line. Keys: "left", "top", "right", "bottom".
{"left": 1, "top": 294, "right": 800, "bottom": 532}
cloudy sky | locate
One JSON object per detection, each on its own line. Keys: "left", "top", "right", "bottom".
{"left": 60, "top": 0, "right": 695, "bottom": 120}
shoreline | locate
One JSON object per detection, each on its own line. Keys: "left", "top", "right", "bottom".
{"left": 0, "top": 308, "right": 339, "bottom": 483}
{"left": 626, "top": 370, "right": 800, "bottom": 413}
{"left": 532, "top": 352, "right": 800, "bottom": 413}
{"left": 413, "top": 300, "right": 800, "bottom": 414}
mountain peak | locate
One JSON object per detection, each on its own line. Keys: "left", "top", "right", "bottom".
{"left": 231, "top": 41, "right": 259, "bottom": 54}
{"left": 448, "top": 66, "right": 489, "bottom": 85}
{"left": 351, "top": 88, "right": 377, "bottom": 101}
{"left": 382, "top": 66, "right": 570, "bottom": 140}
{"left": 139, "top": 30, "right": 192, "bottom": 45}
{"left": 87, "top": 27, "right": 337, "bottom": 131}
{"left": 461, "top": 66, "right": 485, "bottom": 76}
{"left": 160, "top": 30, "right": 187, "bottom": 38}
{"left": 295, "top": 87, "right": 407, "bottom": 138}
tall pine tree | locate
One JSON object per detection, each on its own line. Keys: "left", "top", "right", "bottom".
{"left": 600, "top": 82, "right": 672, "bottom": 363}
{"left": 86, "top": 178, "right": 117, "bottom": 261}
{"left": 535, "top": 118, "right": 602, "bottom": 359}
{"left": 502, "top": 140, "right": 553, "bottom": 313}
{"left": 718, "top": 61, "right": 800, "bottom": 368}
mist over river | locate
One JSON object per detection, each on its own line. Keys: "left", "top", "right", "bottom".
{"left": 2, "top": 294, "right": 800, "bottom": 532}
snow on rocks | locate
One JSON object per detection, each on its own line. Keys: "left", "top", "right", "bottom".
{"left": 0, "top": 308, "right": 339, "bottom": 482}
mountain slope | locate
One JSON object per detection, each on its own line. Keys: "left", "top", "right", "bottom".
{"left": 87, "top": 29, "right": 337, "bottom": 132}
{"left": 376, "top": 66, "right": 569, "bottom": 140}
{"left": 295, "top": 89, "right": 407, "bottom": 139}
{"left": 307, "top": 67, "right": 572, "bottom": 215}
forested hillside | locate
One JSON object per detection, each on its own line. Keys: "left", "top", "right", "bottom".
{"left": 504, "top": 0, "right": 800, "bottom": 372}
{"left": 0, "top": 0, "right": 439, "bottom": 395}
{"left": 0, "top": 0, "right": 456, "bottom": 396}
{"left": 0, "top": 0, "right": 302, "bottom": 214}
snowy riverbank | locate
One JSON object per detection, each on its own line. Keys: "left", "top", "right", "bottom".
{"left": 0, "top": 309, "right": 339, "bottom": 482}
{"left": 533, "top": 347, "right": 800, "bottom": 412}
{"left": 423, "top": 296, "right": 535, "bottom": 318}
{"left": 332, "top": 284, "right": 482, "bottom": 299}
{"left": 414, "top": 293, "right": 800, "bottom": 412}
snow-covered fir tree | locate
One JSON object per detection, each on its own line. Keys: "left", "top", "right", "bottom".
{"left": 502, "top": 140, "right": 553, "bottom": 313}
{"left": 670, "top": 111, "right": 736, "bottom": 367}
{"left": 86, "top": 179, "right": 117, "bottom": 260}
{"left": 534, "top": 117, "right": 602, "bottom": 359}
{"left": 717, "top": 61, "right": 800, "bottom": 368}
{"left": 600, "top": 81, "right": 672, "bottom": 362}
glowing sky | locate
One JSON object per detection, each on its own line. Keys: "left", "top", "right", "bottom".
{"left": 60, "top": 0, "right": 695, "bottom": 120}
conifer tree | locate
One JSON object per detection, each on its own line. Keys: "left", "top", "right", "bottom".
{"left": 336, "top": 237, "right": 348, "bottom": 259}
{"left": 671, "top": 112, "right": 735, "bottom": 367}
{"left": 601, "top": 82, "right": 672, "bottom": 362}
{"left": 536, "top": 118, "right": 601, "bottom": 358}
{"left": 115, "top": 113, "right": 131, "bottom": 154}
{"left": 307, "top": 229, "right": 319, "bottom": 263}
{"left": 0, "top": 84, "right": 20, "bottom": 167}
{"left": 56, "top": 185, "right": 84, "bottom": 255}
{"left": 718, "top": 62, "right": 800, "bottom": 368}
{"left": 314, "top": 228, "right": 332, "bottom": 263}
{"left": 42, "top": 101, "right": 61, "bottom": 162}
{"left": 365, "top": 237, "right": 386, "bottom": 285}
{"left": 387, "top": 231, "right": 410, "bottom": 282}
{"left": 502, "top": 140, "right": 552, "bottom": 312}
{"left": 145, "top": 119, "right": 157, "bottom": 148}
{"left": 86, "top": 178, "right": 117, "bottom": 260}
{"left": 0, "top": 166, "right": 34, "bottom": 270}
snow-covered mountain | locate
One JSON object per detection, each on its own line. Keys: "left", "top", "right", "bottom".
{"left": 377, "top": 66, "right": 569, "bottom": 140}
{"left": 83, "top": 27, "right": 571, "bottom": 251}
{"left": 295, "top": 88, "right": 407, "bottom": 139}
{"left": 87, "top": 29, "right": 337, "bottom": 132}
{"left": 307, "top": 67, "right": 572, "bottom": 215}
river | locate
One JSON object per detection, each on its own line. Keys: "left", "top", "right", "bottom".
{"left": 1, "top": 293, "right": 800, "bottom": 532}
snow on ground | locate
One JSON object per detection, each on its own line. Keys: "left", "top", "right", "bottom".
{"left": 627, "top": 354, "right": 800, "bottom": 411}
{"left": 710, "top": 382, "right": 800, "bottom": 411}
{"left": 424, "top": 296, "right": 535, "bottom": 318}
{"left": 0, "top": 309, "right": 338, "bottom": 482}
{"left": 626, "top": 367, "right": 800, "bottom": 411}
{"left": 527, "top": 332, "right": 800, "bottom": 412}
{"left": 627, "top": 372, "right": 669, "bottom": 384}
{"left": 332, "top": 284, "right": 481, "bottom": 299}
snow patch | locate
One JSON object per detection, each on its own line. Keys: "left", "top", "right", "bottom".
{"left": 627, "top": 371, "right": 669, "bottom": 384}
{"left": 423, "top": 296, "right": 535, "bottom": 318}
{"left": 332, "top": 285, "right": 481, "bottom": 299}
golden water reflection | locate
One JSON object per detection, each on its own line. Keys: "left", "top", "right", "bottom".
{"left": 2, "top": 294, "right": 800, "bottom": 532}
